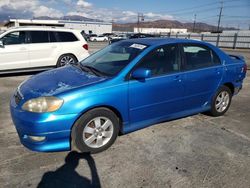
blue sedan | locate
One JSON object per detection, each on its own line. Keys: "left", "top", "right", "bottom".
{"left": 10, "top": 38, "right": 247, "bottom": 153}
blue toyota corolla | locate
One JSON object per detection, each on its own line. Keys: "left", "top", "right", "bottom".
{"left": 10, "top": 38, "right": 247, "bottom": 153}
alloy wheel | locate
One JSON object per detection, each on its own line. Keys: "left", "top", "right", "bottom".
{"left": 60, "top": 56, "right": 75, "bottom": 66}
{"left": 83, "top": 117, "right": 114, "bottom": 148}
{"left": 215, "top": 91, "right": 230, "bottom": 112}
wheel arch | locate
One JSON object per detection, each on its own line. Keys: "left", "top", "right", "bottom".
{"left": 56, "top": 53, "right": 78, "bottom": 67}
{"left": 223, "top": 82, "right": 234, "bottom": 95}
{"left": 70, "top": 105, "right": 124, "bottom": 148}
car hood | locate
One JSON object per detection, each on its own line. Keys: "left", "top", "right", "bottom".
{"left": 19, "top": 65, "right": 107, "bottom": 99}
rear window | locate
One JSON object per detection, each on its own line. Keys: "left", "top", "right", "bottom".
{"left": 183, "top": 44, "right": 220, "bottom": 70}
{"left": 55, "top": 32, "right": 78, "bottom": 42}
{"left": 30, "top": 31, "right": 49, "bottom": 43}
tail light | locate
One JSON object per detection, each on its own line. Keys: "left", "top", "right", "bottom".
{"left": 83, "top": 44, "right": 88, "bottom": 51}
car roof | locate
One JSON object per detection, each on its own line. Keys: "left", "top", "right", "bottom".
{"left": 5, "top": 26, "right": 80, "bottom": 32}
{"left": 126, "top": 38, "right": 206, "bottom": 46}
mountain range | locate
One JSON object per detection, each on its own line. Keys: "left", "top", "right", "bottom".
{"left": 113, "top": 20, "right": 235, "bottom": 32}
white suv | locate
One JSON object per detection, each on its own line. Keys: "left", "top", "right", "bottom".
{"left": 0, "top": 27, "right": 89, "bottom": 74}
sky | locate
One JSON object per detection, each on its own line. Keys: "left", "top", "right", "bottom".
{"left": 0, "top": 0, "right": 249, "bottom": 29}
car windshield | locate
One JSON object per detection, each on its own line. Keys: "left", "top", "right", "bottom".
{"left": 80, "top": 41, "right": 148, "bottom": 77}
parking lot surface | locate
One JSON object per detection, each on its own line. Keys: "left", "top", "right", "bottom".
{"left": 0, "top": 42, "right": 250, "bottom": 188}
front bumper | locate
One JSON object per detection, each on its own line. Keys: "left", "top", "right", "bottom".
{"left": 10, "top": 95, "right": 79, "bottom": 152}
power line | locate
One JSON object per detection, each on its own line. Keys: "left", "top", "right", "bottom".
{"left": 156, "top": 2, "right": 219, "bottom": 14}
{"left": 166, "top": 7, "right": 220, "bottom": 16}
{"left": 223, "top": 15, "right": 250, "bottom": 18}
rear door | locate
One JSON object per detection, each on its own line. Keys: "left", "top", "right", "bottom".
{"left": 180, "top": 43, "right": 223, "bottom": 110}
{"left": 128, "top": 44, "right": 185, "bottom": 126}
{"left": 28, "top": 31, "right": 59, "bottom": 68}
{"left": 0, "top": 30, "right": 29, "bottom": 71}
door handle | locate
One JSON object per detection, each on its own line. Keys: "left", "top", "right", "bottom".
{"left": 173, "top": 75, "right": 182, "bottom": 82}
{"left": 51, "top": 46, "right": 57, "bottom": 49}
{"left": 215, "top": 68, "right": 221, "bottom": 75}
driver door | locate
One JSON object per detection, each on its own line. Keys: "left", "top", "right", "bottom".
{"left": 0, "top": 31, "right": 29, "bottom": 71}
{"left": 128, "top": 44, "right": 185, "bottom": 128}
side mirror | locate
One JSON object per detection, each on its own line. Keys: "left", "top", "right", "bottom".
{"left": 132, "top": 68, "right": 151, "bottom": 80}
{"left": 0, "top": 40, "right": 4, "bottom": 48}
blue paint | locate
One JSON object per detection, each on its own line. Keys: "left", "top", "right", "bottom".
{"left": 10, "top": 38, "right": 247, "bottom": 152}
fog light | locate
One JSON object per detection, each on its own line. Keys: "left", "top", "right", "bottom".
{"left": 28, "top": 136, "right": 46, "bottom": 142}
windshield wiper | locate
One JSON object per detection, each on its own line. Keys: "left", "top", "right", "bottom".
{"left": 80, "top": 65, "right": 106, "bottom": 77}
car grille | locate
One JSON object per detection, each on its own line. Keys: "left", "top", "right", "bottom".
{"left": 14, "top": 90, "right": 23, "bottom": 105}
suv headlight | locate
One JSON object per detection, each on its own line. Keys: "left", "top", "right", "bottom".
{"left": 22, "top": 96, "right": 63, "bottom": 113}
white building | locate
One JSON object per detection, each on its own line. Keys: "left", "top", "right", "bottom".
{"left": 134, "top": 27, "right": 187, "bottom": 34}
{"left": 4, "top": 19, "right": 112, "bottom": 35}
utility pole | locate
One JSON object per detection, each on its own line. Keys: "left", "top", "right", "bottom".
{"left": 193, "top": 14, "right": 197, "bottom": 33}
{"left": 137, "top": 13, "right": 144, "bottom": 33}
{"left": 217, "top": 1, "right": 223, "bottom": 33}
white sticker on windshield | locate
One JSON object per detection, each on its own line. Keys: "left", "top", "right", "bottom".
{"left": 129, "top": 43, "right": 147, "bottom": 50}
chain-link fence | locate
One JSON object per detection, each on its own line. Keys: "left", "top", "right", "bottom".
{"left": 164, "top": 33, "right": 250, "bottom": 49}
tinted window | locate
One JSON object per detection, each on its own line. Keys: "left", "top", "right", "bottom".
{"left": 212, "top": 51, "right": 221, "bottom": 65}
{"left": 183, "top": 44, "right": 220, "bottom": 70}
{"left": 136, "top": 45, "right": 180, "bottom": 77}
{"left": 49, "top": 32, "right": 57, "bottom": 42}
{"left": 1, "top": 31, "right": 26, "bottom": 45}
{"left": 56, "top": 32, "right": 78, "bottom": 42}
{"left": 30, "top": 31, "right": 49, "bottom": 43}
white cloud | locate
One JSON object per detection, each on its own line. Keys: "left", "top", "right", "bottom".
{"left": 0, "top": 0, "right": 63, "bottom": 18}
{"left": 144, "top": 12, "right": 173, "bottom": 21}
{"left": 67, "top": 11, "right": 90, "bottom": 18}
{"left": 76, "top": 0, "right": 92, "bottom": 8}
{"left": 34, "top": 5, "right": 63, "bottom": 18}
{"left": 122, "top": 11, "right": 137, "bottom": 17}
{"left": 0, "top": 0, "right": 38, "bottom": 10}
{"left": 0, "top": 0, "right": 173, "bottom": 23}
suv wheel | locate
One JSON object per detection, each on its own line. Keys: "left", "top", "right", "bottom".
{"left": 210, "top": 85, "right": 232, "bottom": 116}
{"left": 71, "top": 108, "right": 119, "bottom": 153}
{"left": 57, "top": 54, "right": 77, "bottom": 67}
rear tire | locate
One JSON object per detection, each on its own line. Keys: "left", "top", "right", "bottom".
{"left": 209, "top": 85, "right": 232, "bottom": 117}
{"left": 57, "top": 54, "right": 77, "bottom": 67}
{"left": 71, "top": 108, "right": 119, "bottom": 153}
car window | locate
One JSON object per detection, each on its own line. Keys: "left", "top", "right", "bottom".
{"left": 1, "top": 31, "right": 26, "bottom": 45}
{"left": 30, "top": 31, "right": 49, "bottom": 43}
{"left": 49, "top": 31, "right": 57, "bottom": 42}
{"left": 183, "top": 44, "right": 220, "bottom": 70}
{"left": 136, "top": 44, "right": 181, "bottom": 77}
{"left": 55, "top": 32, "right": 78, "bottom": 42}
{"left": 212, "top": 50, "right": 221, "bottom": 65}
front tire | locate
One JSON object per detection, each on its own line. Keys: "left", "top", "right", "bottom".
{"left": 71, "top": 108, "right": 119, "bottom": 153}
{"left": 209, "top": 86, "right": 232, "bottom": 116}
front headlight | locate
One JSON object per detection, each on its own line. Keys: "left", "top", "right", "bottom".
{"left": 22, "top": 96, "right": 63, "bottom": 113}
